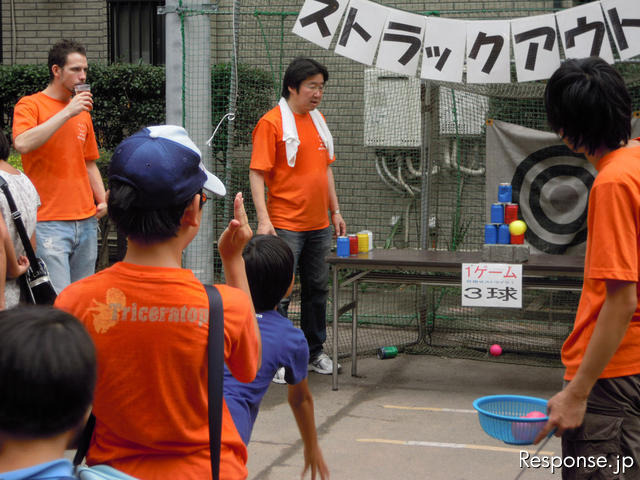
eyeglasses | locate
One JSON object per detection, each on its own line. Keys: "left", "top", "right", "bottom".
{"left": 199, "top": 191, "right": 208, "bottom": 209}
{"left": 302, "top": 82, "right": 325, "bottom": 92}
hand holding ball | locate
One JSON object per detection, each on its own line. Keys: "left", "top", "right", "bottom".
{"left": 509, "top": 220, "right": 527, "bottom": 236}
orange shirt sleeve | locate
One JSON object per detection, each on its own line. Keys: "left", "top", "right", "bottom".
{"left": 83, "top": 112, "right": 100, "bottom": 161}
{"left": 585, "top": 181, "right": 638, "bottom": 282}
{"left": 218, "top": 284, "right": 260, "bottom": 383}
{"left": 250, "top": 116, "right": 278, "bottom": 173}
{"left": 12, "top": 97, "right": 38, "bottom": 140}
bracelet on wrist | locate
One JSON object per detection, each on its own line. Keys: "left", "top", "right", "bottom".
{"left": 332, "top": 209, "right": 341, "bottom": 215}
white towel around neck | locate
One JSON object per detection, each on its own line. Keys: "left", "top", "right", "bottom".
{"left": 278, "top": 97, "right": 334, "bottom": 167}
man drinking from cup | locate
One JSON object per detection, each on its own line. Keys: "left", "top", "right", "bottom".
{"left": 12, "top": 39, "right": 106, "bottom": 294}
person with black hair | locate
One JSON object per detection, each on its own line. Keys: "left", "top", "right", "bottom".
{"left": 0, "top": 305, "right": 96, "bottom": 479}
{"left": 223, "top": 235, "right": 329, "bottom": 479}
{"left": 0, "top": 130, "right": 38, "bottom": 308}
{"left": 250, "top": 56, "right": 346, "bottom": 380}
{"left": 13, "top": 38, "right": 106, "bottom": 295}
{"left": 54, "top": 125, "right": 261, "bottom": 480}
{"left": 535, "top": 57, "right": 640, "bottom": 478}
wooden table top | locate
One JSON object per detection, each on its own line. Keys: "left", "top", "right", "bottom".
{"left": 326, "top": 249, "right": 585, "bottom": 278}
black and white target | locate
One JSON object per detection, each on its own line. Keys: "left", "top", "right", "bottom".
{"left": 511, "top": 145, "right": 596, "bottom": 255}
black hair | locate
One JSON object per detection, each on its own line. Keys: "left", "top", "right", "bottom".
{"left": 0, "top": 130, "right": 10, "bottom": 161}
{"left": 544, "top": 57, "right": 631, "bottom": 156}
{"left": 242, "top": 235, "right": 294, "bottom": 312}
{"left": 48, "top": 39, "right": 86, "bottom": 82}
{"left": 281, "top": 57, "right": 329, "bottom": 99}
{"left": 107, "top": 179, "right": 192, "bottom": 245}
{"left": 0, "top": 306, "right": 96, "bottom": 438}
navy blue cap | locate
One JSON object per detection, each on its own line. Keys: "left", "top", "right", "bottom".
{"left": 109, "top": 125, "right": 226, "bottom": 209}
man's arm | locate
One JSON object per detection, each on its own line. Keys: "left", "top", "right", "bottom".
{"left": 86, "top": 160, "right": 107, "bottom": 219}
{"left": 535, "top": 279, "right": 636, "bottom": 443}
{"left": 249, "top": 169, "right": 276, "bottom": 235}
{"left": 288, "top": 379, "right": 330, "bottom": 480}
{"left": 217, "top": 192, "right": 261, "bottom": 369}
{"left": 13, "top": 93, "right": 93, "bottom": 154}
{"left": 327, "top": 166, "right": 346, "bottom": 237}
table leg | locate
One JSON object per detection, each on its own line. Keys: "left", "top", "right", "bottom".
{"left": 332, "top": 266, "right": 339, "bottom": 391}
{"left": 351, "top": 279, "right": 358, "bottom": 376}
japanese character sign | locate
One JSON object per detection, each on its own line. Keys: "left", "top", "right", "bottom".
{"left": 511, "top": 14, "right": 561, "bottom": 83}
{"left": 462, "top": 263, "right": 523, "bottom": 308}
{"left": 556, "top": 1, "right": 614, "bottom": 63}
{"left": 376, "top": 10, "right": 426, "bottom": 76}
{"left": 420, "top": 17, "right": 466, "bottom": 83}
{"left": 293, "top": 0, "right": 349, "bottom": 49}
{"left": 335, "top": 0, "right": 389, "bottom": 65}
{"left": 601, "top": 0, "right": 640, "bottom": 61}
{"left": 466, "top": 20, "right": 511, "bottom": 84}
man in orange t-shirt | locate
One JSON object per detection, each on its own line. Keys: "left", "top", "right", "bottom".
{"left": 13, "top": 39, "right": 106, "bottom": 294}
{"left": 55, "top": 125, "right": 262, "bottom": 480}
{"left": 250, "top": 57, "right": 346, "bottom": 377}
{"left": 535, "top": 58, "right": 640, "bottom": 479}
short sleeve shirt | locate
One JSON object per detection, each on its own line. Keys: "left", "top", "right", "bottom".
{"left": 562, "top": 141, "right": 640, "bottom": 380}
{"left": 223, "top": 309, "right": 309, "bottom": 445}
{"left": 13, "top": 92, "right": 99, "bottom": 221}
{"left": 54, "top": 262, "right": 259, "bottom": 480}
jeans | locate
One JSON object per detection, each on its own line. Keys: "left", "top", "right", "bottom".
{"left": 36, "top": 217, "right": 98, "bottom": 294}
{"left": 276, "top": 226, "right": 332, "bottom": 361}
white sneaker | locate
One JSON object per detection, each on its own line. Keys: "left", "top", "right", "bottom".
{"left": 309, "top": 352, "right": 341, "bottom": 375}
{"left": 272, "top": 366, "right": 286, "bottom": 384}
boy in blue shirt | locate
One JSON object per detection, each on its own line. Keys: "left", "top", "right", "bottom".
{"left": 0, "top": 306, "right": 96, "bottom": 480}
{"left": 223, "top": 235, "right": 329, "bottom": 479}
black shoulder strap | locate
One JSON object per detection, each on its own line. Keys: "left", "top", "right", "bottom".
{"left": 72, "top": 413, "right": 95, "bottom": 466}
{"left": 204, "top": 285, "right": 224, "bottom": 480}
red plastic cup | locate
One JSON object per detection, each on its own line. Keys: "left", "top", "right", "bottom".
{"left": 511, "top": 233, "right": 525, "bottom": 244}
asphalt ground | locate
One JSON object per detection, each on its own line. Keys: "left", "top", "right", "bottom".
{"left": 247, "top": 353, "right": 565, "bottom": 480}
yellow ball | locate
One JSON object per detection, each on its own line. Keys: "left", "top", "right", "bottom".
{"left": 509, "top": 220, "right": 527, "bottom": 236}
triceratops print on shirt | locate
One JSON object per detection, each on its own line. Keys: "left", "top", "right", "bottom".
{"left": 88, "top": 287, "right": 209, "bottom": 334}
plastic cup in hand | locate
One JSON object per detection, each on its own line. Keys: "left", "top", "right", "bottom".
{"left": 74, "top": 83, "right": 91, "bottom": 94}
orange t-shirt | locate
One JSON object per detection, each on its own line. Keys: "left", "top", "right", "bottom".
{"left": 250, "top": 105, "right": 334, "bottom": 231}
{"left": 562, "top": 141, "right": 640, "bottom": 380}
{"left": 54, "top": 262, "right": 260, "bottom": 480}
{"left": 13, "top": 91, "right": 99, "bottom": 221}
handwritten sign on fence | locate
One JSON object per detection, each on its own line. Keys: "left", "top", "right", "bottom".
{"left": 462, "top": 263, "right": 522, "bottom": 308}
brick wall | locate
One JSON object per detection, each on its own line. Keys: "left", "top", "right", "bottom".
{"left": 2, "top": 0, "right": 108, "bottom": 65}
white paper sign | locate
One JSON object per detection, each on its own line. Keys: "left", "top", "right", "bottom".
{"left": 420, "top": 17, "right": 466, "bottom": 83}
{"left": 462, "top": 263, "right": 522, "bottom": 308}
{"left": 466, "top": 20, "right": 511, "bottom": 84}
{"left": 376, "top": 10, "right": 426, "bottom": 76}
{"left": 601, "top": 0, "right": 640, "bottom": 60}
{"left": 334, "top": 0, "right": 389, "bottom": 65}
{"left": 556, "top": 2, "right": 614, "bottom": 63}
{"left": 511, "top": 14, "right": 561, "bottom": 82}
{"left": 292, "top": 0, "right": 350, "bottom": 49}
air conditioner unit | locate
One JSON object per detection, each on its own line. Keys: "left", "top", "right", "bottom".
{"left": 363, "top": 68, "right": 421, "bottom": 147}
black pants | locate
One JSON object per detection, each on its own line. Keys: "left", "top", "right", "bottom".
{"left": 562, "top": 375, "right": 640, "bottom": 479}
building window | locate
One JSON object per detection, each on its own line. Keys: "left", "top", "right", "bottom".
{"left": 108, "top": 1, "right": 165, "bottom": 64}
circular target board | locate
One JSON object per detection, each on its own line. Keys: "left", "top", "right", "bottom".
{"left": 511, "top": 145, "right": 595, "bottom": 255}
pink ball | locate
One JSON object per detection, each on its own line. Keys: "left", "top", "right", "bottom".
{"left": 511, "top": 410, "right": 547, "bottom": 443}
{"left": 489, "top": 344, "right": 502, "bottom": 356}
{"left": 525, "top": 410, "right": 546, "bottom": 419}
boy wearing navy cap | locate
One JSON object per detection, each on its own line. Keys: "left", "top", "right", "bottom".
{"left": 54, "top": 125, "right": 261, "bottom": 480}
